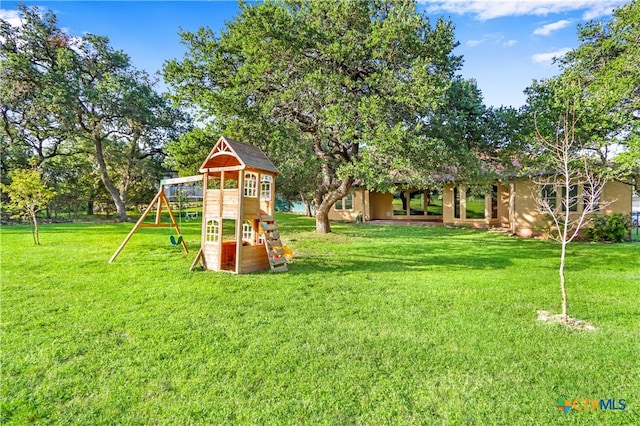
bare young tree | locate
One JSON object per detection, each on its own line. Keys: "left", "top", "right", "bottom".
{"left": 533, "top": 109, "right": 610, "bottom": 324}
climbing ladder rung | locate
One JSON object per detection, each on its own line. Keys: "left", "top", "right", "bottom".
{"left": 266, "top": 231, "right": 280, "bottom": 240}
{"left": 271, "top": 257, "right": 287, "bottom": 266}
{"left": 269, "top": 247, "right": 284, "bottom": 256}
{"left": 259, "top": 216, "right": 287, "bottom": 272}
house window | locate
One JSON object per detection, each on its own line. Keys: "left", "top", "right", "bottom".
{"left": 427, "top": 190, "right": 443, "bottom": 216}
{"left": 242, "top": 220, "right": 254, "bottom": 243}
{"left": 393, "top": 191, "right": 406, "bottom": 215}
{"left": 465, "top": 189, "right": 485, "bottom": 219}
{"left": 244, "top": 172, "right": 258, "bottom": 198}
{"left": 541, "top": 185, "right": 557, "bottom": 210}
{"left": 206, "top": 219, "right": 220, "bottom": 242}
{"left": 561, "top": 185, "right": 578, "bottom": 212}
{"left": 409, "top": 191, "right": 425, "bottom": 216}
{"left": 582, "top": 184, "right": 600, "bottom": 212}
{"left": 491, "top": 185, "right": 498, "bottom": 219}
{"left": 335, "top": 193, "right": 354, "bottom": 211}
{"left": 260, "top": 175, "right": 272, "bottom": 200}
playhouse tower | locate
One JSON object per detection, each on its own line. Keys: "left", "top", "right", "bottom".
{"left": 191, "top": 136, "right": 287, "bottom": 273}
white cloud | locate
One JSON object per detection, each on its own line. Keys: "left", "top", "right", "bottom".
{"left": 582, "top": 3, "right": 621, "bottom": 20}
{"left": 466, "top": 33, "right": 517, "bottom": 48}
{"left": 533, "top": 19, "right": 572, "bottom": 36}
{"left": 0, "top": 9, "right": 22, "bottom": 27}
{"left": 466, "top": 35, "right": 490, "bottom": 47}
{"left": 531, "top": 48, "right": 572, "bottom": 64}
{"left": 420, "top": 1, "right": 628, "bottom": 21}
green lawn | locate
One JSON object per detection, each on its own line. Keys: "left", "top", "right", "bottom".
{"left": 2, "top": 214, "right": 639, "bottom": 424}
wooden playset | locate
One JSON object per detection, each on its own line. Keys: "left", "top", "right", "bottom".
{"left": 109, "top": 136, "right": 288, "bottom": 273}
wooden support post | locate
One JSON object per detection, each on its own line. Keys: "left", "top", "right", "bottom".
{"left": 163, "top": 190, "right": 188, "bottom": 253}
{"left": 189, "top": 248, "right": 205, "bottom": 271}
{"left": 109, "top": 186, "right": 188, "bottom": 263}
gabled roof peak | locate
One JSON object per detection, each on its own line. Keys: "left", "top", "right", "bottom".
{"left": 199, "top": 136, "right": 279, "bottom": 174}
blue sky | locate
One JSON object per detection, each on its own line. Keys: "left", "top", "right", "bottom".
{"left": 1, "top": 0, "right": 630, "bottom": 108}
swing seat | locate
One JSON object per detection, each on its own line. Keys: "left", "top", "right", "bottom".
{"left": 169, "top": 235, "right": 183, "bottom": 246}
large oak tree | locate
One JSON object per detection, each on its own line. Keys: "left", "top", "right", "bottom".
{"left": 1, "top": 5, "right": 188, "bottom": 221}
{"left": 164, "top": 0, "right": 474, "bottom": 232}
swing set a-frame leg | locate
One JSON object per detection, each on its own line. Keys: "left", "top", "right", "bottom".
{"left": 189, "top": 248, "right": 206, "bottom": 271}
{"left": 109, "top": 186, "right": 188, "bottom": 263}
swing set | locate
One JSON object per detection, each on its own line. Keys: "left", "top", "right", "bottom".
{"left": 108, "top": 175, "right": 202, "bottom": 263}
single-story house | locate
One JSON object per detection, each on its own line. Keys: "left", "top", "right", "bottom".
{"left": 329, "top": 178, "right": 633, "bottom": 237}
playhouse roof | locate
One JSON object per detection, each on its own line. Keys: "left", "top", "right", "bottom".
{"left": 199, "top": 136, "right": 279, "bottom": 174}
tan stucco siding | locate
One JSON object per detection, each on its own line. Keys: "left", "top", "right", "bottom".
{"left": 601, "top": 180, "right": 632, "bottom": 215}
{"left": 368, "top": 191, "right": 392, "bottom": 219}
{"left": 513, "top": 178, "right": 633, "bottom": 237}
{"left": 328, "top": 188, "right": 367, "bottom": 221}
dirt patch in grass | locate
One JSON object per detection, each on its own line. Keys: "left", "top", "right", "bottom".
{"left": 536, "top": 310, "right": 597, "bottom": 331}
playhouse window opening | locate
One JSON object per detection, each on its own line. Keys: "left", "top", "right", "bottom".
{"left": 244, "top": 172, "right": 258, "bottom": 197}
{"left": 206, "top": 219, "right": 220, "bottom": 242}
{"left": 222, "top": 219, "right": 237, "bottom": 241}
{"left": 260, "top": 175, "right": 273, "bottom": 200}
{"left": 242, "top": 220, "right": 254, "bottom": 243}
{"left": 224, "top": 171, "right": 239, "bottom": 190}
{"left": 207, "top": 175, "right": 221, "bottom": 190}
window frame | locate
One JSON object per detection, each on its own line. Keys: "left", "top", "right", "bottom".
{"left": 541, "top": 185, "right": 557, "bottom": 210}
{"left": 260, "top": 175, "right": 273, "bottom": 201}
{"left": 206, "top": 219, "right": 220, "bottom": 242}
{"left": 244, "top": 172, "right": 258, "bottom": 198}
{"left": 561, "top": 185, "right": 578, "bottom": 212}
{"left": 242, "top": 220, "right": 254, "bottom": 243}
{"left": 334, "top": 193, "right": 354, "bottom": 211}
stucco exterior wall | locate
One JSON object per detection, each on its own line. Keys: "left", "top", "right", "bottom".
{"left": 512, "top": 178, "right": 633, "bottom": 237}
{"left": 369, "top": 191, "right": 393, "bottom": 219}
{"left": 328, "top": 188, "right": 368, "bottom": 221}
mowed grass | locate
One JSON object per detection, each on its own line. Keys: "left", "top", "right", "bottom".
{"left": 1, "top": 214, "right": 639, "bottom": 424}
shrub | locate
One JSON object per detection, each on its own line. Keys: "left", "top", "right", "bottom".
{"left": 585, "top": 213, "right": 631, "bottom": 243}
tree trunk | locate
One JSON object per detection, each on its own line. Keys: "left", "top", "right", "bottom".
{"left": 30, "top": 209, "right": 40, "bottom": 245}
{"left": 300, "top": 192, "right": 312, "bottom": 217}
{"left": 93, "top": 137, "right": 128, "bottom": 221}
{"left": 86, "top": 199, "right": 94, "bottom": 215}
{"left": 313, "top": 176, "right": 353, "bottom": 233}
{"left": 559, "top": 239, "right": 568, "bottom": 323}
{"left": 315, "top": 207, "right": 331, "bottom": 233}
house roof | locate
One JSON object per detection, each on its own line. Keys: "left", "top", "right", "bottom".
{"left": 199, "top": 136, "right": 279, "bottom": 174}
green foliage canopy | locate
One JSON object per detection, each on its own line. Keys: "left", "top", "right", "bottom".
{"left": 524, "top": 0, "right": 639, "bottom": 186}
{"left": 0, "top": 5, "right": 189, "bottom": 221}
{"left": 1, "top": 168, "right": 55, "bottom": 244}
{"left": 164, "top": 0, "right": 476, "bottom": 232}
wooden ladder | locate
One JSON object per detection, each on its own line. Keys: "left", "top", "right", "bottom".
{"left": 260, "top": 215, "right": 288, "bottom": 272}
